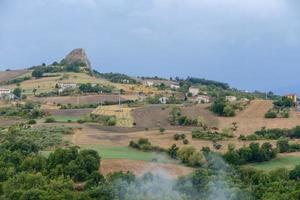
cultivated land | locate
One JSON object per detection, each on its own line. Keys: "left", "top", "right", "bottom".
{"left": 2, "top": 67, "right": 300, "bottom": 177}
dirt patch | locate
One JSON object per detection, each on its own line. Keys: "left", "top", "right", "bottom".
{"left": 0, "top": 70, "right": 28, "bottom": 83}
{"left": 100, "top": 159, "right": 194, "bottom": 178}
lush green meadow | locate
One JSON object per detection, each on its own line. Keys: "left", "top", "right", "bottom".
{"left": 51, "top": 115, "right": 83, "bottom": 122}
{"left": 246, "top": 155, "right": 300, "bottom": 171}
{"left": 42, "top": 145, "right": 172, "bottom": 163}
{"left": 80, "top": 145, "right": 172, "bottom": 162}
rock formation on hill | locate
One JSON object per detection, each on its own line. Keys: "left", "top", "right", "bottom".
{"left": 64, "top": 48, "right": 91, "bottom": 69}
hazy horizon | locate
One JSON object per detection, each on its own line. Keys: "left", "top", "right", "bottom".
{"left": 1, "top": 0, "right": 300, "bottom": 95}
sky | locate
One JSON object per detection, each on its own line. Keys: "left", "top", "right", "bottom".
{"left": 1, "top": 0, "right": 300, "bottom": 95}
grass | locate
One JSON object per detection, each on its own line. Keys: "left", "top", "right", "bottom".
{"left": 51, "top": 115, "right": 83, "bottom": 122}
{"left": 81, "top": 145, "right": 172, "bottom": 163}
{"left": 246, "top": 155, "right": 300, "bottom": 171}
{"left": 41, "top": 145, "right": 172, "bottom": 163}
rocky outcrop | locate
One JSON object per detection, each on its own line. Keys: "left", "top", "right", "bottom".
{"left": 64, "top": 48, "right": 91, "bottom": 69}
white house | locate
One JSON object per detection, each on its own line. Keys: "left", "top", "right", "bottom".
{"left": 226, "top": 96, "right": 237, "bottom": 102}
{"left": 196, "top": 95, "right": 210, "bottom": 104}
{"left": 57, "top": 83, "right": 77, "bottom": 94}
{"left": 0, "top": 88, "right": 11, "bottom": 95}
{"left": 159, "top": 97, "right": 169, "bottom": 104}
{"left": 170, "top": 84, "right": 180, "bottom": 90}
{"left": 144, "top": 81, "right": 154, "bottom": 87}
{"left": 0, "top": 88, "right": 14, "bottom": 100}
{"left": 189, "top": 87, "right": 199, "bottom": 96}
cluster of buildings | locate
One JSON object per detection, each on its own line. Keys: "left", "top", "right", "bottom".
{"left": 0, "top": 88, "right": 16, "bottom": 100}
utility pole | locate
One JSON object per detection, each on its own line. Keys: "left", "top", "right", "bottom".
{"left": 118, "top": 89, "right": 121, "bottom": 110}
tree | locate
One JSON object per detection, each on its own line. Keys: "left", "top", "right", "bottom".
{"left": 32, "top": 68, "right": 44, "bottom": 78}
{"left": 211, "top": 98, "right": 226, "bottom": 116}
{"left": 13, "top": 88, "right": 22, "bottom": 98}
{"left": 168, "top": 144, "right": 179, "bottom": 159}
{"left": 277, "top": 137, "right": 290, "bottom": 153}
{"left": 290, "top": 164, "right": 300, "bottom": 180}
{"left": 32, "top": 88, "right": 37, "bottom": 96}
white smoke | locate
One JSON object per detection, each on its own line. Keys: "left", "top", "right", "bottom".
{"left": 112, "top": 154, "right": 252, "bottom": 200}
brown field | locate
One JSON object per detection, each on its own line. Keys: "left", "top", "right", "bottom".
{"left": 0, "top": 69, "right": 28, "bottom": 83}
{"left": 47, "top": 108, "right": 94, "bottom": 117}
{"left": 32, "top": 94, "right": 132, "bottom": 104}
{"left": 217, "top": 100, "right": 300, "bottom": 135}
{"left": 132, "top": 104, "right": 218, "bottom": 129}
{"left": 92, "top": 105, "right": 135, "bottom": 127}
{"left": 0, "top": 117, "right": 24, "bottom": 127}
{"left": 71, "top": 125, "right": 281, "bottom": 153}
{"left": 100, "top": 159, "right": 194, "bottom": 178}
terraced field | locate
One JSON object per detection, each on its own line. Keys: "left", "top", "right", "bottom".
{"left": 92, "top": 105, "right": 135, "bottom": 127}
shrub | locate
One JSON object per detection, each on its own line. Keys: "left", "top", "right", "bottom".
{"left": 107, "top": 117, "right": 117, "bottom": 126}
{"left": 159, "top": 127, "right": 166, "bottom": 134}
{"left": 28, "top": 119, "right": 36, "bottom": 124}
{"left": 45, "top": 117, "right": 56, "bottom": 123}
{"left": 265, "top": 111, "right": 277, "bottom": 118}
{"left": 177, "top": 146, "right": 203, "bottom": 167}
{"left": 183, "top": 139, "right": 189, "bottom": 145}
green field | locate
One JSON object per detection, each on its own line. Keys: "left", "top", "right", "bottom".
{"left": 51, "top": 115, "right": 83, "bottom": 122}
{"left": 81, "top": 145, "right": 172, "bottom": 163}
{"left": 246, "top": 155, "right": 300, "bottom": 171}
{"left": 41, "top": 145, "right": 173, "bottom": 163}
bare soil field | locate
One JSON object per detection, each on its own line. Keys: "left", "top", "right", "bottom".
{"left": 47, "top": 109, "right": 94, "bottom": 117}
{"left": 32, "top": 94, "right": 132, "bottom": 104}
{"left": 0, "top": 69, "right": 28, "bottom": 83}
{"left": 100, "top": 159, "right": 194, "bottom": 178}
{"left": 132, "top": 104, "right": 219, "bottom": 128}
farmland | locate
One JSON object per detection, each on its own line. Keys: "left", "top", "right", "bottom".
{"left": 0, "top": 51, "right": 299, "bottom": 200}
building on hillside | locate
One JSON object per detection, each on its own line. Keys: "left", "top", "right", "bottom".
{"left": 189, "top": 87, "right": 199, "bottom": 96}
{"left": 190, "top": 95, "right": 210, "bottom": 104}
{"left": 0, "top": 88, "right": 11, "bottom": 96}
{"left": 286, "top": 94, "right": 297, "bottom": 104}
{"left": 159, "top": 97, "right": 169, "bottom": 104}
{"left": 170, "top": 84, "right": 180, "bottom": 90}
{"left": 240, "top": 98, "right": 250, "bottom": 103}
{"left": 196, "top": 95, "right": 210, "bottom": 104}
{"left": 57, "top": 83, "right": 77, "bottom": 94}
{"left": 144, "top": 81, "right": 154, "bottom": 87}
{"left": 225, "top": 96, "right": 237, "bottom": 102}
{"left": 0, "top": 88, "right": 14, "bottom": 100}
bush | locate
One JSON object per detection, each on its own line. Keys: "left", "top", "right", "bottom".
{"left": 174, "top": 133, "right": 186, "bottom": 141}
{"left": 159, "top": 127, "right": 166, "bottom": 133}
{"left": 32, "top": 68, "right": 44, "bottom": 78}
{"left": 129, "top": 138, "right": 165, "bottom": 152}
{"left": 107, "top": 117, "right": 117, "bottom": 126}
{"left": 183, "top": 139, "right": 189, "bottom": 145}
{"left": 265, "top": 111, "right": 277, "bottom": 118}
{"left": 28, "top": 119, "right": 36, "bottom": 124}
{"left": 45, "top": 117, "right": 55, "bottom": 123}
{"left": 177, "top": 146, "right": 203, "bottom": 167}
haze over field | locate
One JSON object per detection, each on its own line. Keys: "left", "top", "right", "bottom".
{"left": 1, "top": 0, "right": 300, "bottom": 94}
